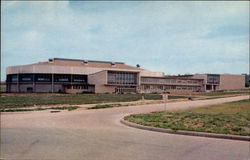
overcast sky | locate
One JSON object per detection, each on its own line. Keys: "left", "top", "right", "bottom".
{"left": 1, "top": 1, "right": 249, "bottom": 80}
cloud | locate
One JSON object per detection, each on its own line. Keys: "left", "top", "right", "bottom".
{"left": 1, "top": 1, "right": 249, "bottom": 80}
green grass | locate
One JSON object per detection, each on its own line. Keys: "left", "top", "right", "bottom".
{"left": 0, "top": 93, "right": 162, "bottom": 108}
{"left": 0, "top": 85, "right": 6, "bottom": 93}
{"left": 125, "top": 99, "right": 250, "bottom": 136}
{"left": 168, "top": 95, "right": 188, "bottom": 99}
{"left": 90, "top": 103, "right": 126, "bottom": 109}
{"left": 0, "top": 106, "right": 80, "bottom": 112}
{"left": 201, "top": 91, "right": 249, "bottom": 96}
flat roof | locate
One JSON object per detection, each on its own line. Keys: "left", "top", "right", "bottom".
{"left": 53, "top": 58, "right": 125, "bottom": 64}
{"left": 141, "top": 76, "right": 204, "bottom": 80}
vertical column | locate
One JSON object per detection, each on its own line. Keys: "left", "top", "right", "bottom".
{"left": 70, "top": 67, "right": 73, "bottom": 93}
{"left": 106, "top": 71, "right": 108, "bottom": 85}
{"left": 51, "top": 66, "right": 54, "bottom": 93}
{"left": 52, "top": 73, "right": 54, "bottom": 93}
{"left": 17, "top": 73, "right": 20, "bottom": 92}
{"left": 32, "top": 66, "right": 35, "bottom": 92}
{"left": 33, "top": 74, "right": 35, "bottom": 92}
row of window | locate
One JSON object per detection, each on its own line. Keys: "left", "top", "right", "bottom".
{"left": 7, "top": 74, "right": 87, "bottom": 83}
{"left": 141, "top": 85, "right": 201, "bottom": 91}
{"left": 207, "top": 75, "right": 220, "bottom": 84}
{"left": 66, "top": 85, "right": 89, "bottom": 89}
{"left": 141, "top": 78, "right": 200, "bottom": 84}
{"left": 107, "top": 71, "right": 137, "bottom": 85}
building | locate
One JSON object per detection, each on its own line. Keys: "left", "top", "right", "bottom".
{"left": 6, "top": 58, "right": 162, "bottom": 94}
{"left": 139, "top": 76, "right": 204, "bottom": 93}
{"left": 191, "top": 74, "right": 246, "bottom": 91}
{"left": 243, "top": 74, "right": 250, "bottom": 87}
{"left": 6, "top": 58, "right": 246, "bottom": 94}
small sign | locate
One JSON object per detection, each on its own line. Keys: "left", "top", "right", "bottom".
{"left": 162, "top": 94, "right": 168, "bottom": 101}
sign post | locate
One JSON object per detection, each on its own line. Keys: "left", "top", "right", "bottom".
{"left": 162, "top": 93, "right": 168, "bottom": 111}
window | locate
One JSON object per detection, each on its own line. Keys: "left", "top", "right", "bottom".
{"left": 19, "top": 74, "right": 33, "bottom": 82}
{"left": 12, "top": 76, "right": 18, "bottom": 82}
{"left": 72, "top": 75, "right": 87, "bottom": 83}
{"left": 54, "top": 74, "right": 71, "bottom": 82}
{"left": 207, "top": 75, "right": 220, "bottom": 84}
{"left": 35, "top": 74, "right": 52, "bottom": 82}
{"left": 108, "top": 71, "right": 137, "bottom": 85}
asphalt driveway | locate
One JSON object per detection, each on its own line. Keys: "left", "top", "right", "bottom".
{"left": 1, "top": 95, "right": 249, "bottom": 160}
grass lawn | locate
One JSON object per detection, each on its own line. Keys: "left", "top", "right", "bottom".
{"left": 201, "top": 91, "right": 249, "bottom": 96}
{"left": 0, "top": 106, "right": 80, "bottom": 112}
{"left": 89, "top": 103, "right": 126, "bottom": 109}
{"left": 0, "top": 93, "right": 162, "bottom": 108}
{"left": 0, "top": 86, "right": 6, "bottom": 93}
{"left": 168, "top": 95, "right": 188, "bottom": 99}
{"left": 125, "top": 99, "right": 250, "bottom": 136}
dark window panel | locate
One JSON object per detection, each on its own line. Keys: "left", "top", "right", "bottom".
{"left": 54, "top": 74, "right": 71, "bottom": 82}
{"left": 72, "top": 75, "right": 87, "bottom": 83}
{"left": 6, "top": 74, "right": 18, "bottom": 82}
{"left": 107, "top": 71, "right": 137, "bottom": 85}
{"left": 35, "top": 74, "right": 52, "bottom": 82}
{"left": 19, "top": 74, "right": 33, "bottom": 82}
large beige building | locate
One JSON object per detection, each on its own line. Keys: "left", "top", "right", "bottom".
{"left": 6, "top": 58, "right": 245, "bottom": 94}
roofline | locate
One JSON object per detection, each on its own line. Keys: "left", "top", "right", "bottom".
{"left": 88, "top": 70, "right": 140, "bottom": 76}
{"left": 52, "top": 58, "right": 125, "bottom": 64}
{"left": 141, "top": 76, "right": 204, "bottom": 80}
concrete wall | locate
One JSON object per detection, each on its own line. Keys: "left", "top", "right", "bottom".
{"left": 88, "top": 70, "right": 107, "bottom": 85}
{"left": 7, "top": 64, "right": 141, "bottom": 75}
{"left": 7, "top": 84, "right": 18, "bottom": 92}
{"left": 94, "top": 85, "right": 115, "bottom": 93}
{"left": 219, "top": 74, "right": 245, "bottom": 90}
{"left": 7, "top": 83, "right": 64, "bottom": 93}
{"left": 53, "top": 84, "right": 65, "bottom": 93}
{"left": 192, "top": 74, "right": 208, "bottom": 84}
{"left": 35, "top": 84, "right": 52, "bottom": 93}
{"left": 19, "top": 84, "right": 34, "bottom": 93}
{"left": 140, "top": 70, "right": 165, "bottom": 77}
{"left": 88, "top": 71, "right": 117, "bottom": 93}
{"left": 88, "top": 71, "right": 108, "bottom": 93}
{"left": 65, "top": 86, "right": 95, "bottom": 94}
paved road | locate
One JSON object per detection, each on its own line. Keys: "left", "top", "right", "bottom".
{"left": 1, "top": 95, "right": 249, "bottom": 160}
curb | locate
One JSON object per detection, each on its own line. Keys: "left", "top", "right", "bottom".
{"left": 120, "top": 119, "right": 250, "bottom": 142}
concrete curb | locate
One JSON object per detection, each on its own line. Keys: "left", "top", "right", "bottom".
{"left": 120, "top": 119, "right": 250, "bottom": 142}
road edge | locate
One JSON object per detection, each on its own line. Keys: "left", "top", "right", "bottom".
{"left": 120, "top": 119, "right": 250, "bottom": 142}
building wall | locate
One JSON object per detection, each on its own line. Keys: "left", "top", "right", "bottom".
{"left": 244, "top": 74, "right": 250, "bottom": 87}
{"left": 19, "top": 84, "right": 34, "bottom": 92}
{"left": 7, "top": 84, "right": 18, "bottom": 92}
{"left": 35, "top": 84, "right": 53, "bottom": 93}
{"left": 88, "top": 71, "right": 107, "bottom": 85}
{"left": 95, "top": 85, "right": 115, "bottom": 93}
{"left": 140, "top": 70, "right": 165, "bottom": 77}
{"left": 88, "top": 71, "right": 107, "bottom": 93}
{"left": 219, "top": 74, "right": 245, "bottom": 90}
{"left": 192, "top": 74, "right": 208, "bottom": 84}
{"left": 192, "top": 74, "right": 245, "bottom": 91}
{"left": 7, "top": 83, "right": 65, "bottom": 93}
{"left": 65, "top": 86, "right": 95, "bottom": 94}
{"left": 139, "top": 76, "right": 203, "bottom": 93}
{"left": 7, "top": 64, "right": 141, "bottom": 75}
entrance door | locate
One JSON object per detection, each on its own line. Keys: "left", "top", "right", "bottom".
{"left": 206, "top": 85, "right": 212, "bottom": 90}
{"left": 27, "top": 87, "right": 33, "bottom": 93}
{"left": 213, "top": 85, "right": 217, "bottom": 91}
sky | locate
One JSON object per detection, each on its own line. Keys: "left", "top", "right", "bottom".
{"left": 1, "top": 1, "right": 249, "bottom": 80}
